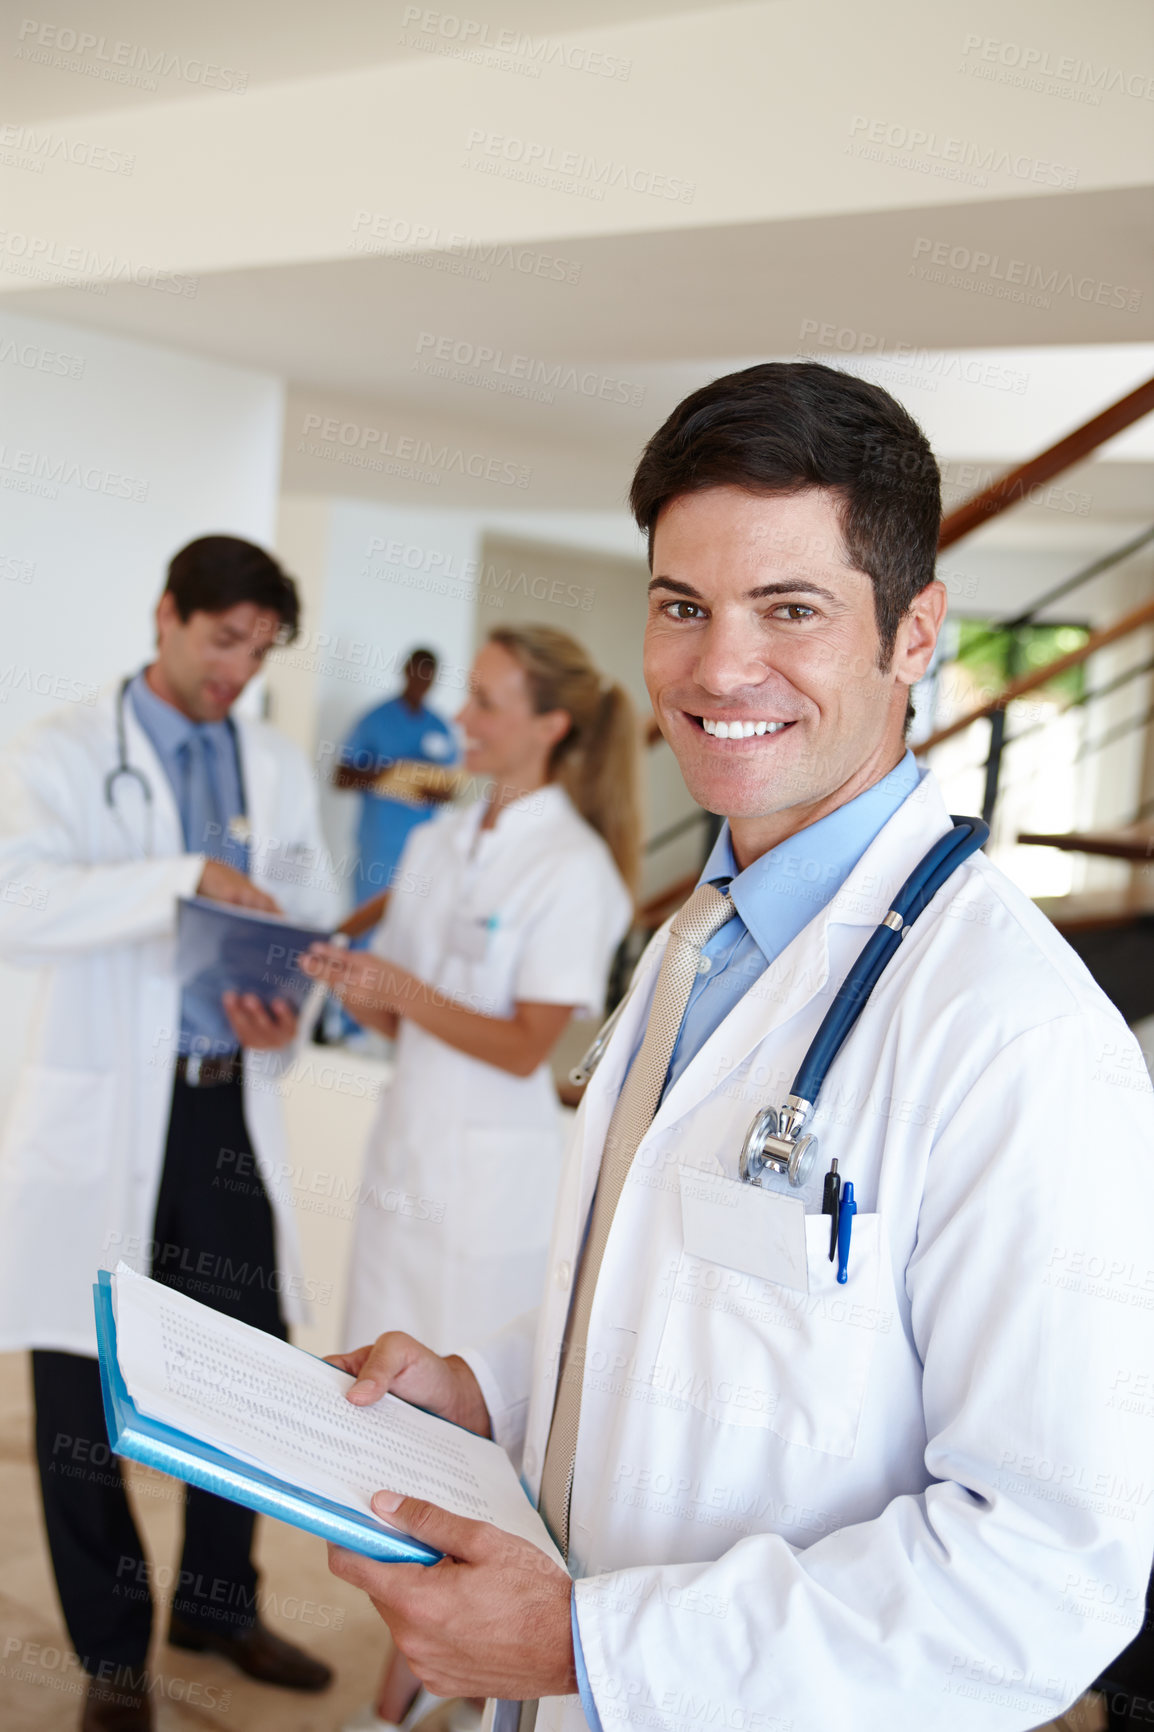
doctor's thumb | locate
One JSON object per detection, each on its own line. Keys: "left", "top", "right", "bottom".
{"left": 371, "top": 1491, "right": 486, "bottom": 1561}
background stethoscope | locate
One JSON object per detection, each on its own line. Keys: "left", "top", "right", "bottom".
{"left": 104, "top": 675, "right": 249, "bottom": 860}
{"left": 572, "top": 815, "right": 989, "bottom": 1191}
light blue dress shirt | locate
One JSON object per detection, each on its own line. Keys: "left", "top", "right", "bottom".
{"left": 662, "top": 749, "right": 921, "bottom": 1100}
{"left": 128, "top": 671, "right": 248, "bottom": 1055}
{"left": 569, "top": 750, "right": 922, "bottom": 1731}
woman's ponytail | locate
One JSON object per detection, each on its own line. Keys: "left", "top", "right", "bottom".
{"left": 567, "top": 680, "right": 641, "bottom": 895}
{"left": 488, "top": 625, "right": 642, "bottom": 896}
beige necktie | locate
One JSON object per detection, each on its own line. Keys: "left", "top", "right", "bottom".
{"left": 537, "top": 881, "right": 736, "bottom": 1559}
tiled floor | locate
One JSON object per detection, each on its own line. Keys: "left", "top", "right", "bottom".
{"left": 0, "top": 1348, "right": 1109, "bottom": 1732}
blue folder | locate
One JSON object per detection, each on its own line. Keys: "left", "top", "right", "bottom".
{"left": 175, "top": 897, "right": 331, "bottom": 1049}
{"left": 93, "top": 1272, "right": 439, "bottom": 1564}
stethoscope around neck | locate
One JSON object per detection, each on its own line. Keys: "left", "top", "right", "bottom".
{"left": 573, "top": 815, "right": 989, "bottom": 1189}
{"left": 103, "top": 675, "right": 249, "bottom": 858}
{"left": 104, "top": 678, "right": 155, "bottom": 818}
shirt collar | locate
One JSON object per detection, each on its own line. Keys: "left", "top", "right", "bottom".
{"left": 127, "top": 668, "right": 232, "bottom": 753}
{"left": 699, "top": 750, "right": 923, "bottom": 962}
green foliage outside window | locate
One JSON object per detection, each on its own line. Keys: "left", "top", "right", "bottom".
{"left": 953, "top": 620, "right": 1090, "bottom": 704}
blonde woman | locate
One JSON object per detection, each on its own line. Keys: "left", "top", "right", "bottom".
{"left": 305, "top": 626, "right": 639, "bottom": 1732}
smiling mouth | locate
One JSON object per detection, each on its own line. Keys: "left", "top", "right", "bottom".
{"left": 694, "top": 716, "right": 794, "bottom": 739}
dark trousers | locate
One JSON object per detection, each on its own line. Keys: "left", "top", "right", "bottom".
{"left": 1096, "top": 1565, "right": 1154, "bottom": 1729}
{"left": 32, "top": 1074, "right": 287, "bottom": 1673}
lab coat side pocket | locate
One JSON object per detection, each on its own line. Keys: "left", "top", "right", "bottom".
{"left": 650, "top": 1207, "right": 882, "bottom": 1457}
{"left": 2, "top": 1066, "right": 117, "bottom": 1183}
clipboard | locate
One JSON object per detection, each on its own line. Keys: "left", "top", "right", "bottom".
{"left": 92, "top": 1272, "right": 440, "bottom": 1564}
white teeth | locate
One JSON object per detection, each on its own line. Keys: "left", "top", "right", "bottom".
{"left": 701, "top": 716, "right": 790, "bottom": 737}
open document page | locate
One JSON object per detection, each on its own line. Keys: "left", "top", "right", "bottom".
{"left": 110, "top": 1265, "right": 562, "bottom": 1566}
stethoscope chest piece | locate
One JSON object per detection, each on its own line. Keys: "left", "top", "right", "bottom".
{"left": 739, "top": 1098, "right": 819, "bottom": 1190}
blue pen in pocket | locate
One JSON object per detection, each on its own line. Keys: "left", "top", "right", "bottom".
{"left": 836, "top": 1181, "right": 857, "bottom": 1284}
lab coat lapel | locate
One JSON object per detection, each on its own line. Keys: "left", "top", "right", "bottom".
{"left": 235, "top": 717, "right": 275, "bottom": 867}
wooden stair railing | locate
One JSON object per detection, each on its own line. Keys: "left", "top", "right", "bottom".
{"left": 915, "top": 594, "right": 1154, "bottom": 757}
{"left": 938, "top": 375, "right": 1154, "bottom": 549}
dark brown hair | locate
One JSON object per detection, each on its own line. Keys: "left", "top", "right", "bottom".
{"left": 629, "top": 361, "right": 941, "bottom": 659}
{"left": 165, "top": 536, "right": 300, "bottom": 642}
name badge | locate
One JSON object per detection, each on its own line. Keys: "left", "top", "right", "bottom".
{"left": 679, "top": 1166, "right": 808, "bottom": 1293}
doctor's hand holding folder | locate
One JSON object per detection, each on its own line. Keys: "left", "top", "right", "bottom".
{"left": 95, "top": 1267, "right": 573, "bottom": 1698}
{"left": 175, "top": 892, "right": 336, "bottom": 1050}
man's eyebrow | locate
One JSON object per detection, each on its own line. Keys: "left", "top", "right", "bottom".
{"left": 647, "top": 577, "right": 701, "bottom": 598}
{"left": 747, "top": 580, "right": 839, "bottom": 604}
{"left": 647, "top": 576, "right": 840, "bottom": 604}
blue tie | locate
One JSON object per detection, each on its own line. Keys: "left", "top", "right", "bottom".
{"left": 182, "top": 730, "right": 224, "bottom": 859}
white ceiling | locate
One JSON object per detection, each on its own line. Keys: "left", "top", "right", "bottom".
{"left": 2, "top": 0, "right": 1152, "bottom": 525}
{"left": 1, "top": 0, "right": 724, "bottom": 120}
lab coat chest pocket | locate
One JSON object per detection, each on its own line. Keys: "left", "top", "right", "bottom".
{"left": 651, "top": 1170, "right": 884, "bottom": 1457}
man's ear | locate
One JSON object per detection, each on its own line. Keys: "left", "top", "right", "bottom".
{"left": 155, "top": 590, "right": 178, "bottom": 647}
{"left": 894, "top": 580, "right": 947, "bottom": 690}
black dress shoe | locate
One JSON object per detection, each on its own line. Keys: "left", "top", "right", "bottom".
{"left": 167, "top": 1612, "right": 333, "bottom": 1691}
{"left": 80, "top": 1674, "right": 153, "bottom": 1731}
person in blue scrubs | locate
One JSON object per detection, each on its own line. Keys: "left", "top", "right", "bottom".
{"left": 333, "top": 648, "right": 459, "bottom": 910}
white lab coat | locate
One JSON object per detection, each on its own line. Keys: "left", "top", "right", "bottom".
{"left": 0, "top": 682, "right": 338, "bottom": 1356}
{"left": 343, "top": 783, "right": 632, "bottom": 1356}
{"left": 465, "top": 771, "right": 1154, "bottom": 1732}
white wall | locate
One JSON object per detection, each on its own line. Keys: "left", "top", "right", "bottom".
{"left": 285, "top": 499, "right": 482, "bottom": 911}
{"left": 0, "top": 308, "right": 285, "bottom": 1117}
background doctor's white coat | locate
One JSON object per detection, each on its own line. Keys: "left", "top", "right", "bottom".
{"left": 0, "top": 683, "right": 338, "bottom": 1357}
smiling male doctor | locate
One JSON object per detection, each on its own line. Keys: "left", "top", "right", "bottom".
{"left": 328, "top": 363, "right": 1154, "bottom": 1731}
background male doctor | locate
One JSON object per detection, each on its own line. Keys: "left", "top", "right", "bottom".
{"left": 0, "top": 535, "right": 338, "bottom": 1730}
{"left": 327, "top": 364, "right": 1154, "bottom": 1731}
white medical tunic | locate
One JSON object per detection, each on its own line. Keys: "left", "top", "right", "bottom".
{"left": 343, "top": 784, "right": 632, "bottom": 1355}
{"left": 466, "top": 773, "right": 1154, "bottom": 1732}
